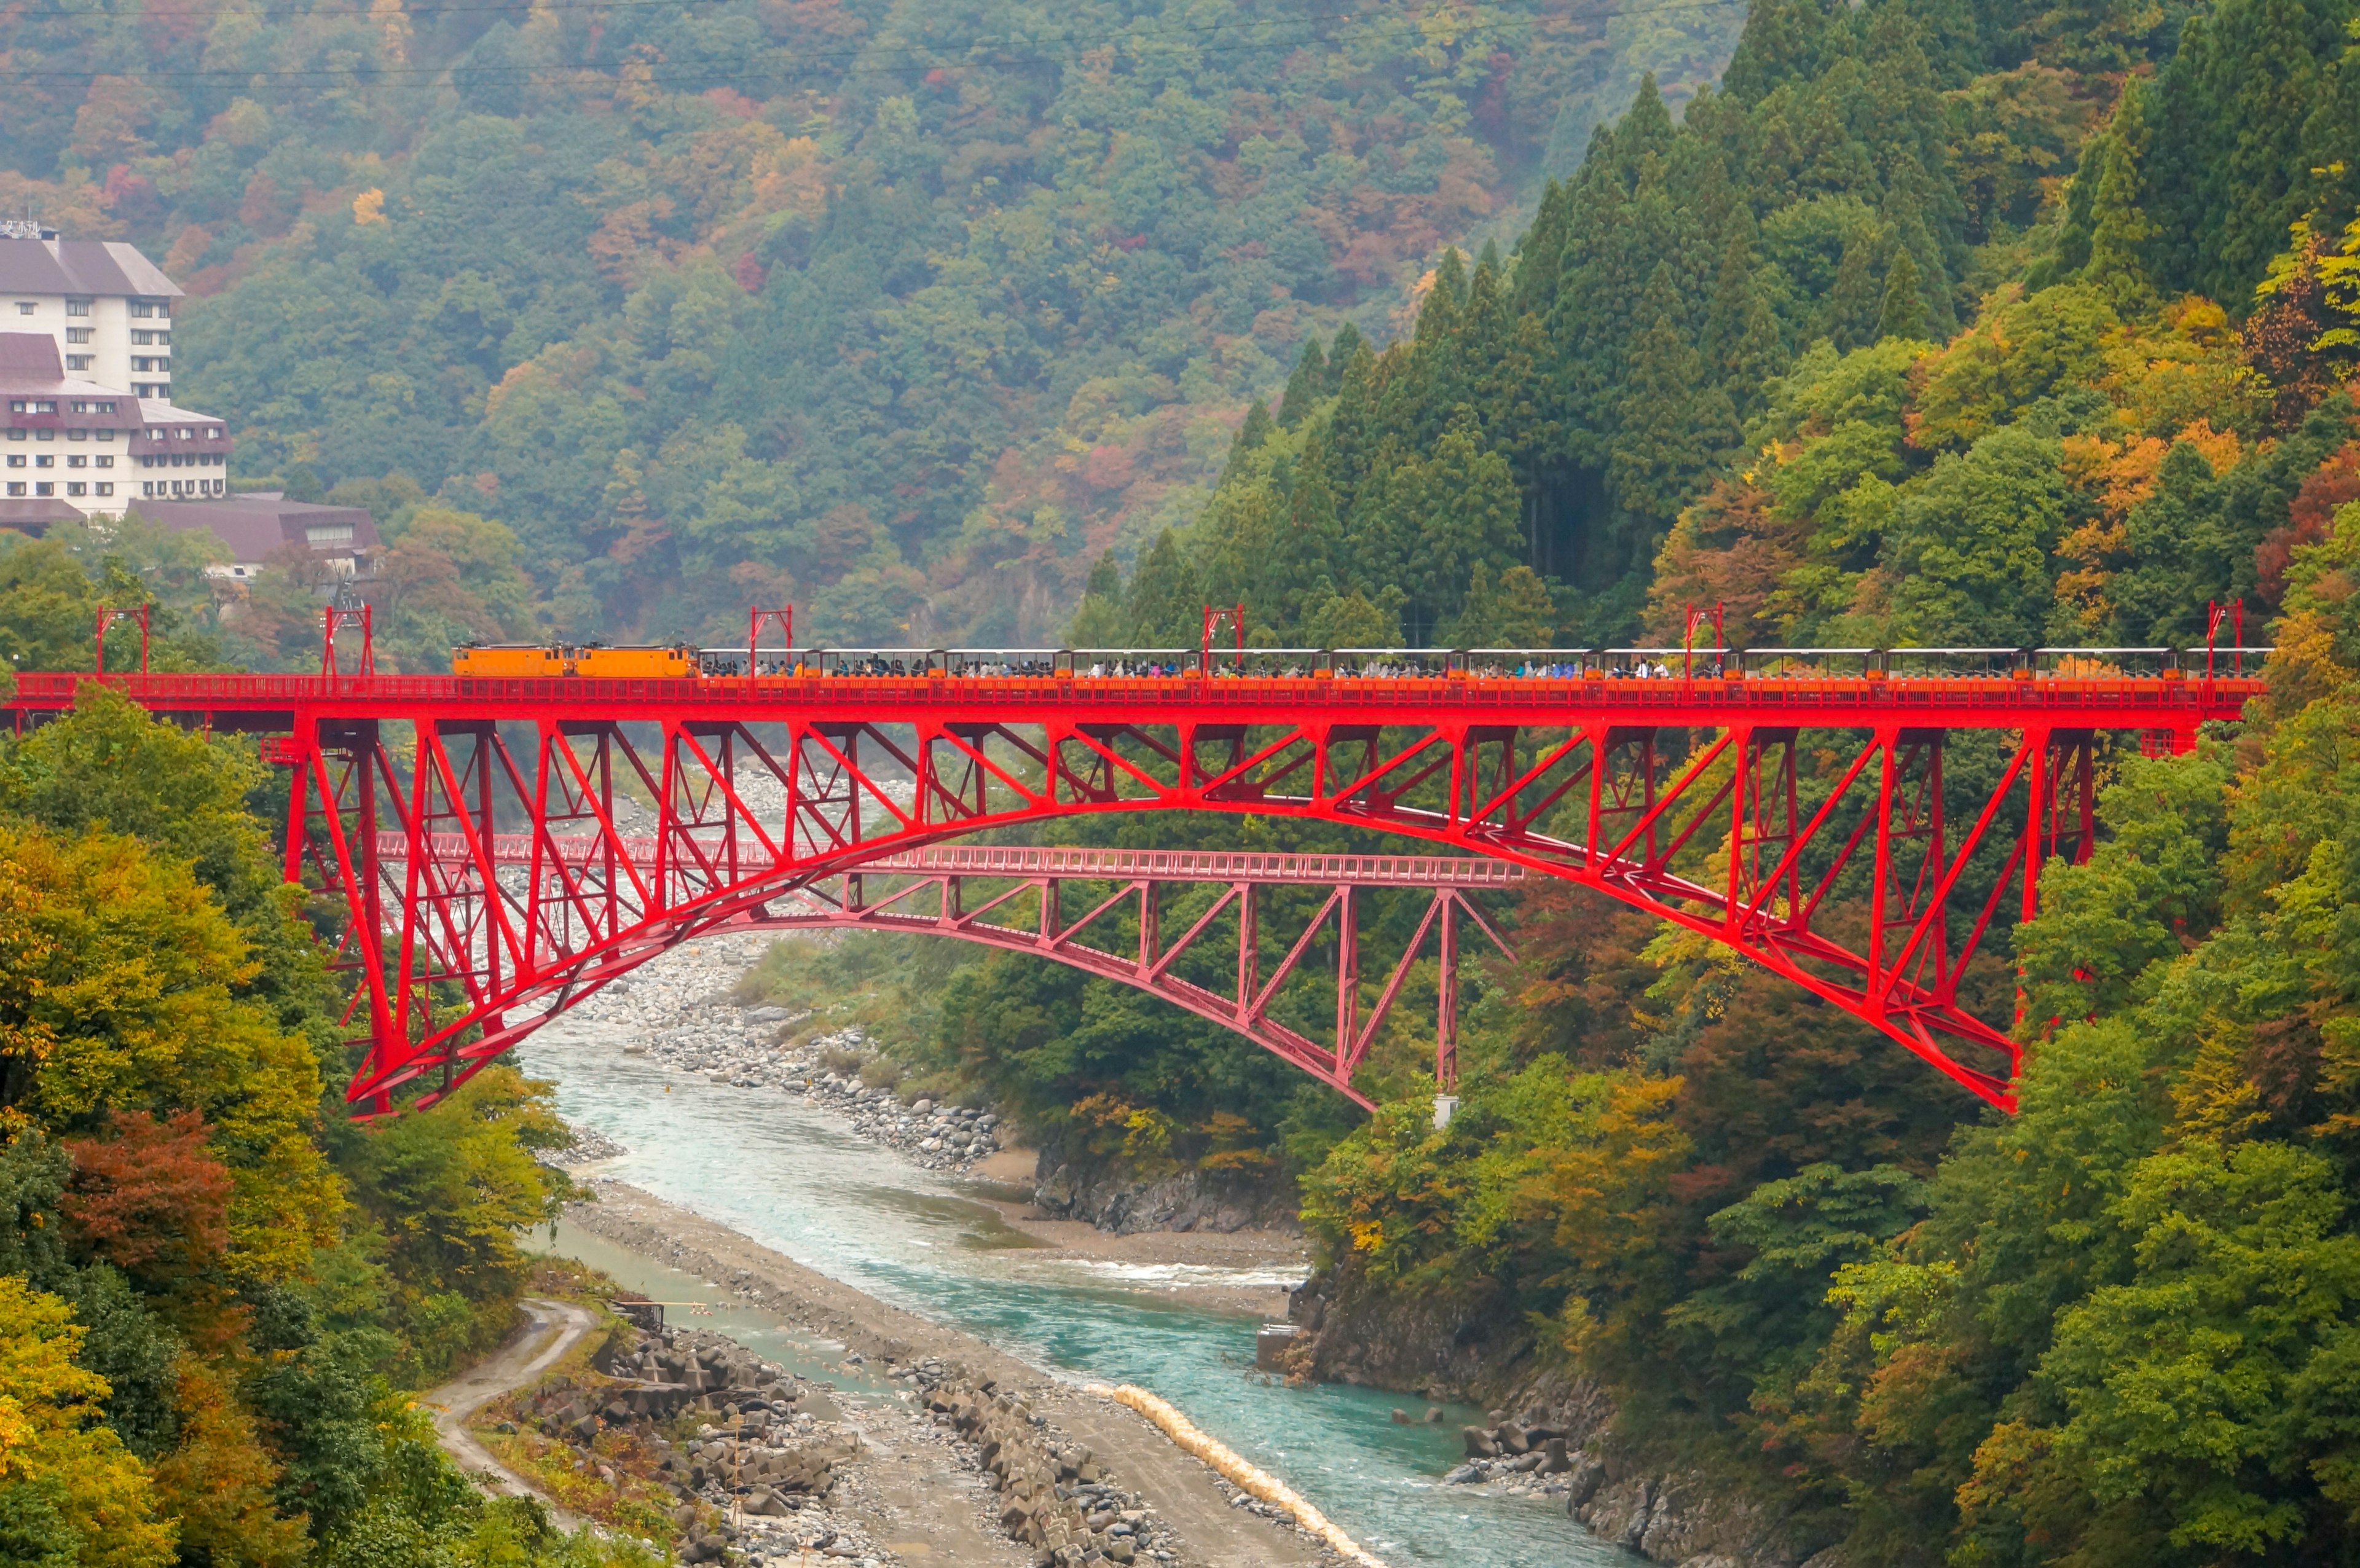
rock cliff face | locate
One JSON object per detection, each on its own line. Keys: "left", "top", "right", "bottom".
{"left": 1287, "top": 1256, "right": 1838, "bottom": 1568}
{"left": 1569, "top": 1454, "right": 1833, "bottom": 1568}
{"left": 1283, "top": 1256, "right": 1530, "bottom": 1398}
{"left": 1029, "top": 1148, "right": 1297, "bottom": 1235}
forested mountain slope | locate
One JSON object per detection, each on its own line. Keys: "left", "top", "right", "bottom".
{"left": 1, "top": 0, "right": 1750, "bottom": 654}
{"left": 0, "top": 685, "right": 625, "bottom": 1568}
{"left": 858, "top": 0, "right": 2360, "bottom": 1560}
{"left": 1107, "top": 0, "right": 2358, "bottom": 644}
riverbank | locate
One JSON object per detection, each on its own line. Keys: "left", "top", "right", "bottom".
{"left": 521, "top": 935, "right": 1630, "bottom": 1566}
{"left": 564, "top": 1179, "right": 1331, "bottom": 1568}
{"left": 551, "top": 933, "right": 1309, "bottom": 1319}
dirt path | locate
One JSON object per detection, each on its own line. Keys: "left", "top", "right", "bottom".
{"left": 423, "top": 1297, "right": 599, "bottom": 1527}
{"left": 570, "top": 1181, "right": 1324, "bottom": 1568}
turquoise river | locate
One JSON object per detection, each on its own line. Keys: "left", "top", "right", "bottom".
{"left": 516, "top": 1021, "right": 1632, "bottom": 1568}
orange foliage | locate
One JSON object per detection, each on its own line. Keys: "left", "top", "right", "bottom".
{"left": 2053, "top": 419, "right": 2243, "bottom": 632}
{"left": 62, "top": 1108, "right": 234, "bottom": 1285}
{"left": 2257, "top": 439, "right": 2360, "bottom": 605}
{"left": 149, "top": 1359, "right": 306, "bottom": 1568}
{"left": 1646, "top": 478, "right": 1811, "bottom": 647}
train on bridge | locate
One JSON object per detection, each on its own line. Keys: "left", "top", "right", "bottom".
{"left": 447, "top": 640, "right": 2265, "bottom": 684}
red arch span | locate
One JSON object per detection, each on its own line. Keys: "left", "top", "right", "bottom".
{"left": 371, "top": 840, "right": 1522, "bottom": 1110}
{"left": 4, "top": 667, "right": 2259, "bottom": 1113}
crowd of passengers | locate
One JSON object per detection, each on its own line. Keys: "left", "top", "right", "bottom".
{"left": 682, "top": 654, "right": 2155, "bottom": 681}
{"left": 694, "top": 656, "right": 1945, "bottom": 680}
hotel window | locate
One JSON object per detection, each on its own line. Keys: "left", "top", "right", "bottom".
{"left": 307, "top": 525, "right": 356, "bottom": 546}
{"left": 141, "top": 482, "right": 155, "bottom": 496}
{"left": 130, "top": 301, "right": 154, "bottom": 318}
{"left": 34, "top": 482, "right": 52, "bottom": 496}
{"left": 95, "top": 483, "right": 111, "bottom": 496}
{"left": 65, "top": 299, "right": 88, "bottom": 317}
{"left": 33, "top": 455, "right": 51, "bottom": 468}
{"left": 131, "top": 331, "right": 152, "bottom": 346}
{"left": 12, "top": 302, "right": 31, "bottom": 315}
{"left": 65, "top": 429, "right": 84, "bottom": 441}
{"left": 4, "top": 455, "right": 19, "bottom": 468}
{"left": 156, "top": 332, "right": 171, "bottom": 346}
{"left": 95, "top": 456, "right": 112, "bottom": 468}
{"left": 65, "top": 482, "right": 84, "bottom": 497}
{"left": 66, "top": 355, "right": 92, "bottom": 371}
{"left": 31, "top": 401, "right": 53, "bottom": 413}
{"left": 5, "top": 483, "right": 21, "bottom": 496}
{"left": 66, "top": 327, "right": 90, "bottom": 345}
{"left": 66, "top": 455, "right": 85, "bottom": 468}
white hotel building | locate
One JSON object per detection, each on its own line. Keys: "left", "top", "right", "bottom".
{"left": 0, "top": 222, "right": 234, "bottom": 525}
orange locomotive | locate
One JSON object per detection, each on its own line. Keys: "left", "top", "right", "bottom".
{"left": 451, "top": 644, "right": 702, "bottom": 680}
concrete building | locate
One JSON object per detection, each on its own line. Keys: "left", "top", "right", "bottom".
{"left": 0, "top": 223, "right": 182, "bottom": 398}
{"left": 0, "top": 224, "right": 235, "bottom": 523}
{"left": 1, "top": 334, "right": 232, "bottom": 516}
{"left": 130, "top": 493, "right": 380, "bottom": 581}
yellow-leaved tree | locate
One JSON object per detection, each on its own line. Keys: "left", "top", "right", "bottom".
{"left": 0, "top": 1275, "right": 175, "bottom": 1568}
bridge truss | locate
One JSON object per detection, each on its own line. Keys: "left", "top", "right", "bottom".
{"left": 371, "top": 839, "right": 1520, "bottom": 1109}
{"left": 4, "top": 666, "right": 2259, "bottom": 1114}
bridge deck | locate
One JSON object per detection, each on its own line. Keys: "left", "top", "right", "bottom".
{"left": 3, "top": 668, "right": 2262, "bottom": 731}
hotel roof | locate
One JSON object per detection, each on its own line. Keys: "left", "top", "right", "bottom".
{"left": 0, "top": 237, "right": 181, "bottom": 299}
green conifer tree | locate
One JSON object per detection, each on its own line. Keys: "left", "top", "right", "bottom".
{"left": 1823, "top": 231, "right": 1887, "bottom": 351}
{"left": 1323, "top": 324, "right": 1365, "bottom": 396}
{"left": 1123, "top": 530, "right": 1202, "bottom": 645}
{"left": 1216, "top": 401, "right": 1276, "bottom": 490}
{"left": 1877, "top": 248, "right": 1929, "bottom": 340}
{"left": 2082, "top": 80, "right": 2157, "bottom": 310}
{"left": 1612, "top": 269, "right": 1741, "bottom": 541}
{"left": 1068, "top": 552, "right": 1127, "bottom": 646}
{"left": 1276, "top": 340, "right": 1328, "bottom": 429}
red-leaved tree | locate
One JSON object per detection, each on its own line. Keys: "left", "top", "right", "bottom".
{"left": 62, "top": 1109, "right": 234, "bottom": 1287}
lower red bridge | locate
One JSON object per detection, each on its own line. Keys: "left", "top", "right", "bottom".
{"left": 4, "top": 656, "right": 2262, "bottom": 1114}
{"left": 373, "top": 838, "right": 1519, "bottom": 1109}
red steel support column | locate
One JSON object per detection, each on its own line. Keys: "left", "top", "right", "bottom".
{"left": 1437, "top": 892, "right": 1459, "bottom": 1092}
{"left": 1236, "top": 882, "right": 1257, "bottom": 1018}
{"left": 1725, "top": 725, "right": 1752, "bottom": 933}
{"left": 1868, "top": 728, "right": 1896, "bottom": 1010}
{"left": 1334, "top": 885, "right": 1358, "bottom": 1082}
{"left": 281, "top": 745, "right": 308, "bottom": 885}
{"left": 2021, "top": 727, "right": 2050, "bottom": 928}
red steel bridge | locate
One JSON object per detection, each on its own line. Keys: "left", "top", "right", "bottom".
{"left": 372, "top": 837, "right": 1520, "bottom": 1110}
{"left": 4, "top": 655, "right": 2262, "bottom": 1115}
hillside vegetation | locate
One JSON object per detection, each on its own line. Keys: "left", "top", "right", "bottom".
{"left": 782, "top": 0, "right": 2360, "bottom": 1561}
{"left": 2, "top": 0, "right": 1752, "bottom": 661}
{"left": 0, "top": 687, "right": 635, "bottom": 1568}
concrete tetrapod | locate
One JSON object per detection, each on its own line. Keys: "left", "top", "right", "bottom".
{"left": 1085, "top": 1382, "right": 1388, "bottom": 1568}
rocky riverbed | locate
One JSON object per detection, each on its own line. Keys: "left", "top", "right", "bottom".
{"left": 555, "top": 936, "right": 1006, "bottom": 1174}
{"left": 559, "top": 1181, "right": 1337, "bottom": 1567}
{"left": 490, "top": 1304, "right": 1202, "bottom": 1568}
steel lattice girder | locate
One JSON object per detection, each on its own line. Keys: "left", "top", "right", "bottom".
{"left": 2, "top": 669, "right": 2252, "bottom": 1113}
{"left": 369, "top": 837, "right": 1519, "bottom": 1108}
